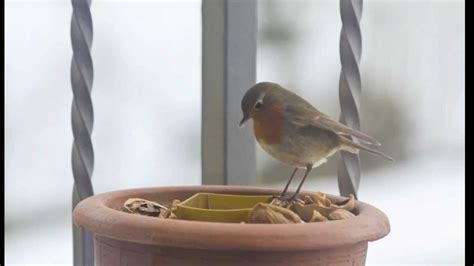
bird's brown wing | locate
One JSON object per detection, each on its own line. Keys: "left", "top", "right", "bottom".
{"left": 284, "top": 102, "right": 381, "bottom": 146}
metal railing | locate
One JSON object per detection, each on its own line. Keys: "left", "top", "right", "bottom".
{"left": 70, "top": 0, "right": 95, "bottom": 264}
{"left": 337, "top": 0, "right": 363, "bottom": 199}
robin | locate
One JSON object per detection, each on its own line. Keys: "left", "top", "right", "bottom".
{"left": 239, "top": 82, "right": 393, "bottom": 201}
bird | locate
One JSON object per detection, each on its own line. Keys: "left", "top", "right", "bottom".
{"left": 239, "top": 82, "right": 393, "bottom": 201}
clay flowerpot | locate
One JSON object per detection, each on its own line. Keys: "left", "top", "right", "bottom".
{"left": 73, "top": 186, "right": 390, "bottom": 266}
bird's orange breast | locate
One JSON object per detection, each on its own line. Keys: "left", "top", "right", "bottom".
{"left": 252, "top": 103, "right": 284, "bottom": 145}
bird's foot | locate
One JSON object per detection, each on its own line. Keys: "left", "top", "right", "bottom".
{"left": 269, "top": 194, "right": 284, "bottom": 205}
{"left": 285, "top": 194, "right": 301, "bottom": 203}
{"left": 269, "top": 194, "right": 302, "bottom": 207}
{"left": 270, "top": 194, "right": 284, "bottom": 201}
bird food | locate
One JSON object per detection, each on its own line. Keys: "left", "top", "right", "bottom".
{"left": 120, "top": 192, "right": 356, "bottom": 224}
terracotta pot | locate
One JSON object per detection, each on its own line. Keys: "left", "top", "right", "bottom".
{"left": 73, "top": 186, "right": 390, "bottom": 266}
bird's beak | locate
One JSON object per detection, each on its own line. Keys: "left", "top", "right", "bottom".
{"left": 239, "top": 114, "right": 250, "bottom": 128}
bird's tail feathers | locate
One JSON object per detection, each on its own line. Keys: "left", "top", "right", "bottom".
{"left": 339, "top": 137, "right": 394, "bottom": 161}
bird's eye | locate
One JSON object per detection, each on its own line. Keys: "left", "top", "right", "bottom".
{"left": 254, "top": 101, "right": 263, "bottom": 110}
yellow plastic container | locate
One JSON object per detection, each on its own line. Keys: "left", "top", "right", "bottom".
{"left": 176, "top": 193, "right": 272, "bottom": 223}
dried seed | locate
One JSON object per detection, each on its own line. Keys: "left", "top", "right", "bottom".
{"left": 123, "top": 198, "right": 165, "bottom": 217}
{"left": 303, "top": 195, "right": 314, "bottom": 205}
{"left": 309, "top": 210, "right": 329, "bottom": 222}
{"left": 159, "top": 199, "right": 180, "bottom": 219}
{"left": 330, "top": 194, "right": 355, "bottom": 211}
{"left": 250, "top": 203, "right": 304, "bottom": 224}
{"left": 312, "top": 192, "right": 332, "bottom": 207}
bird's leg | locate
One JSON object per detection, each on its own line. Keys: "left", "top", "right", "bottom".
{"left": 279, "top": 168, "right": 298, "bottom": 197}
{"left": 270, "top": 168, "right": 298, "bottom": 201}
{"left": 288, "top": 165, "right": 313, "bottom": 201}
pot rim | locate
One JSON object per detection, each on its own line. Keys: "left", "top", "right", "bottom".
{"left": 73, "top": 185, "right": 390, "bottom": 251}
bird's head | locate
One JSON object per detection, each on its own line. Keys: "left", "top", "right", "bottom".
{"left": 239, "top": 82, "right": 283, "bottom": 127}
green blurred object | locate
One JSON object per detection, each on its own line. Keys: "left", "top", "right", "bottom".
{"left": 176, "top": 193, "right": 272, "bottom": 223}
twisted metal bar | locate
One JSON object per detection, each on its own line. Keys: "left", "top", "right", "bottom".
{"left": 70, "top": 0, "right": 94, "bottom": 264}
{"left": 337, "top": 0, "right": 363, "bottom": 199}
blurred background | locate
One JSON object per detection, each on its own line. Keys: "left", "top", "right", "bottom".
{"left": 5, "top": 0, "right": 464, "bottom": 264}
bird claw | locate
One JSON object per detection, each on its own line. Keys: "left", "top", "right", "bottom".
{"left": 269, "top": 194, "right": 302, "bottom": 207}
{"left": 270, "top": 194, "right": 284, "bottom": 200}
